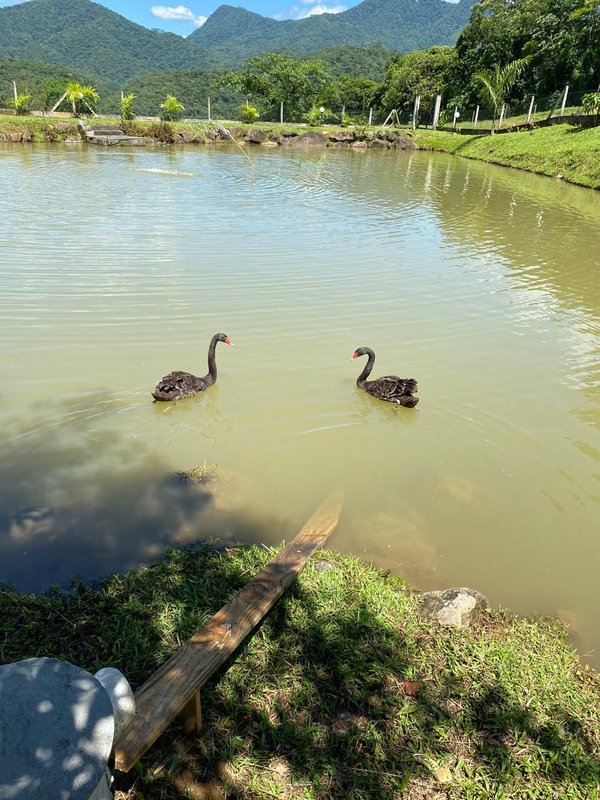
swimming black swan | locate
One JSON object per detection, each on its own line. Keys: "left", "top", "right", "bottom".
{"left": 152, "top": 332, "right": 233, "bottom": 401}
{"left": 352, "top": 347, "right": 418, "bottom": 407}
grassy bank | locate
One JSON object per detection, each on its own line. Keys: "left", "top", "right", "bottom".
{"left": 412, "top": 125, "right": 600, "bottom": 189}
{"left": 0, "top": 113, "right": 310, "bottom": 142}
{"left": 2, "top": 545, "right": 600, "bottom": 799}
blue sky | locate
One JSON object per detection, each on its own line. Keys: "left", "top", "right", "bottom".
{"left": 0, "top": 0, "right": 363, "bottom": 34}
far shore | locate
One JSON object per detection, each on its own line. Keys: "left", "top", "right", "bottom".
{"left": 2, "top": 112, "right": 599, "bottom": 190}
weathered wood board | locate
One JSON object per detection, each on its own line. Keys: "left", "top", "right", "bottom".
{"left": 113, "top": 491, "right": 343, "bottom": 772}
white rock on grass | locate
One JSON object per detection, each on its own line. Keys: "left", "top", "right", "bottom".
{"left": 419, "top": 587, "right": 489, "bottom": 628}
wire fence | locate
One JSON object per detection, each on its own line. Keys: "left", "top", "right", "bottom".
{"left": 397, "top": 87, "right": 600, "bottom": 133}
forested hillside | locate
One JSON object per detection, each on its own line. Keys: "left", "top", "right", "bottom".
{"left": 0, "top": 56, "right": 105, "bottom": 109}
{"left": 0, "top": 0, "right": 209, "bottom": 87}
{"left": 0, "top": 0, "right": 472, "bottom": 87}
{"left": 189, "top": 0, "right": 473, "bottom": 60}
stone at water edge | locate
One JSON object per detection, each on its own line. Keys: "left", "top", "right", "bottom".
{"left": 419, "top": 587, "right": 489, "bottom": 628}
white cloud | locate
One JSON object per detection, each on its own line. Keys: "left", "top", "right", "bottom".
{"left": 282, "top": 3, "right": 347, "bottom": 18}
{"left": 151, "top": 5, "right": 207, "bottom": 26}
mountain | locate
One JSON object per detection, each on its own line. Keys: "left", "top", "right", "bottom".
{"left": 188, "top": 0, "right": 473, "bottom": 61}
{"left": 0, "top": 0, "right": 210, "bottom": 87}
{"left": 0, "top": 0, "right": 473, "bottom": 88}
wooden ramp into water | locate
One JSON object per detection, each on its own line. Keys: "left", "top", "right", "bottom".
{"left": 112, "top": 491, "right": 343, "bottom": 772}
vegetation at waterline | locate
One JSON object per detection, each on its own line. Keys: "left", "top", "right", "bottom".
{"left": 412, "top": 124, "right": 600, "bottom": 189}
{"left": 1, "top": 544, "right": 599, "bottom": 798}
{"left": 2, "top": 111, "right": 599, "bottom": 191}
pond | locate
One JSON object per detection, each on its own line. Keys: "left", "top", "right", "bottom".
{"left": 1, "top": 142, "right": 599, "bottom": 663}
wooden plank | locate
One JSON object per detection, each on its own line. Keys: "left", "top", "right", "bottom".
{"left": 113, "top": 492, "right": 343, "bottom": 772}
{"left": 182, "top": 691, "right": 202, "bottom": 735}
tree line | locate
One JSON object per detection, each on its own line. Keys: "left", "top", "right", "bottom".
{"left": 3, "top": 0, "right": 599, "bottom": 124}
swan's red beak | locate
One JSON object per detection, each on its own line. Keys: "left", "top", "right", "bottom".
{"left": 351, "top": 351, "right": 358, "bottom": 360}
{"left": 225, "top": 337, "right": 234, "bottom": 346}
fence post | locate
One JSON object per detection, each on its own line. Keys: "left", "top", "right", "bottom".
{"left": 280, "top": 101, "right": 284, "bottom": 124}
{"left": 432, "top": 94, "right": 442, "bottom": 130}
{"left": 51, "top": 90, "right": 68, "bottom": 113}
{"left": 560, "top": 85, "right": 569, "bottom": 117}
{"left": 368, "top": 107, "right": 373, "bottom": 126}
{"left": 527, "top": 95, "right": 535, "bottom": 123}
{"left": 207, "top": 96, "right": 211, "bottom": 121}
{"left": 473, "top": 105, "right": 479, "bottom": 129}
{"left": 452, "top": 105, "right": 459, "bottom": 131}
{"left": 498, "top": 103, "right": 506, "bottom": 129}
{"left": 412, "top": 95, "right": 420, "bottom": 130}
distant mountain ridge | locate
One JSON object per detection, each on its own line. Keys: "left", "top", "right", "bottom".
{"left": 0, "top": 0, "right": 209, "bottom": 85}
{"left": 189, "top": 0, "right": 473, "bottom": 59}
{"left": 0, "top": 0, "right": 474, "bottom": 87}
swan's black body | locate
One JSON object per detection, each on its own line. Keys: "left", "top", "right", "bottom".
{"left": 152, "top": 332, "right": 233, "bottom": 401}
{"left": 352, "top": 346, "right": 418, "bottom": 407}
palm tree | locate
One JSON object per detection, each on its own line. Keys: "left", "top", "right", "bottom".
{"left": 13, "top": 93, "right": 32, "bottom": 116}
{"left": 473, "top": 57, "right": 531, "bottom": 131}
{"left": 159, "top": 95, "right": 185, "bottom": 121}
{"left": 65, "top": 81, "right": 99, "bottom": 116}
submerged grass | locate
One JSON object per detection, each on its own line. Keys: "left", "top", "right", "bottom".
{"left": 2, "top": 545, "right": 600, "bottom": 798}
{"left": 412, "top": 124, "right": 600, "bottom": 189}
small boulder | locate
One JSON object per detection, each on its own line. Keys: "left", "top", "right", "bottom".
{"left": 179, "top": 130, "right": 204, "bottom": 143}
{"left": 226, "top": 127, "right": 245, "bottom": 140}
{"left": 329, "top": 130, "right": 355, "bottom": 143}
{"left": 9, "top": 131, "right": 23, "bottom": 142}
{"left": 315, "top": 559, "right": 336, "bottom": 572}
{"left": 419, "top": 587, "right": 488, "bottom": 628}
{"left": 393, "top": 131, "right": 417, "bottom": 150}
{"left": 369, "top": 138, "right": 391, "bottom": 149}
{"left": 244, "top": 129, "right": 266, "bottom": 144}
{"left": 289, "top": 131, "right": 328, "bottom": 147}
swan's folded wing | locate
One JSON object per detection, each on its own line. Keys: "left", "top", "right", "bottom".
{"left": 365, "top": 377, "right": 417, "bottom": 402}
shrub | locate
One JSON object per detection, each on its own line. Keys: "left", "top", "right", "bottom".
{"left": 159, "top": 95, "right": 185, "bottom": 122}
{"left": 13, "top": 93, "right": 32, "bottom": 116}
{"left": 148, "top": 121, "right": 174, "bottom": 142}
{"left": 353, "top": 117, "right": 369, "bottom": 140}
{"left": 120, "top": 93, "right": 136, "bottom": 122}
{"left": 305, "top": 106, "right": 331, "bottom": 126}
{"left": 582, "top": 92, "right": 600, "bottom": 117}
{"left": 239, "top": 102, "right": 259, "bottom": 124}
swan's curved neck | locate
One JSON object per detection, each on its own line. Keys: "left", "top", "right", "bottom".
{"left": 357, "top": 350, "right": 375, "bottom": 387}
{"left": 207, "top": 336, "right": 220, "bottom": 380}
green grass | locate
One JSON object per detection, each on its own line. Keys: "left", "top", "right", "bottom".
{"left": 412, "top": 124, "right": 600, "bottom": 189}
{"left": 2, "top": 545, "right": 600, "bottom": 799}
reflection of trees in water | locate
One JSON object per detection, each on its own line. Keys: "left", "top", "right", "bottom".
{"left": 340, "top": 149, "right": 600, "bottom": 328}
{"left": 422, "top": 155, "right": 600, "bottom": 324}
{"left": 0, "top": 392, "right": 291, "bottom": 593}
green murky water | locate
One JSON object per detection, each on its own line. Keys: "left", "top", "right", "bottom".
{"left": 1, "top": 143, "right": 599, "bottom": 661}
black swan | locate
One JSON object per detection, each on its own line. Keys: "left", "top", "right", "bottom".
{"left": 152, "top": 332, "right": 233, "bottom": 401}
{"left": 352, "top": 347, "right": 418, "bottom": 407}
